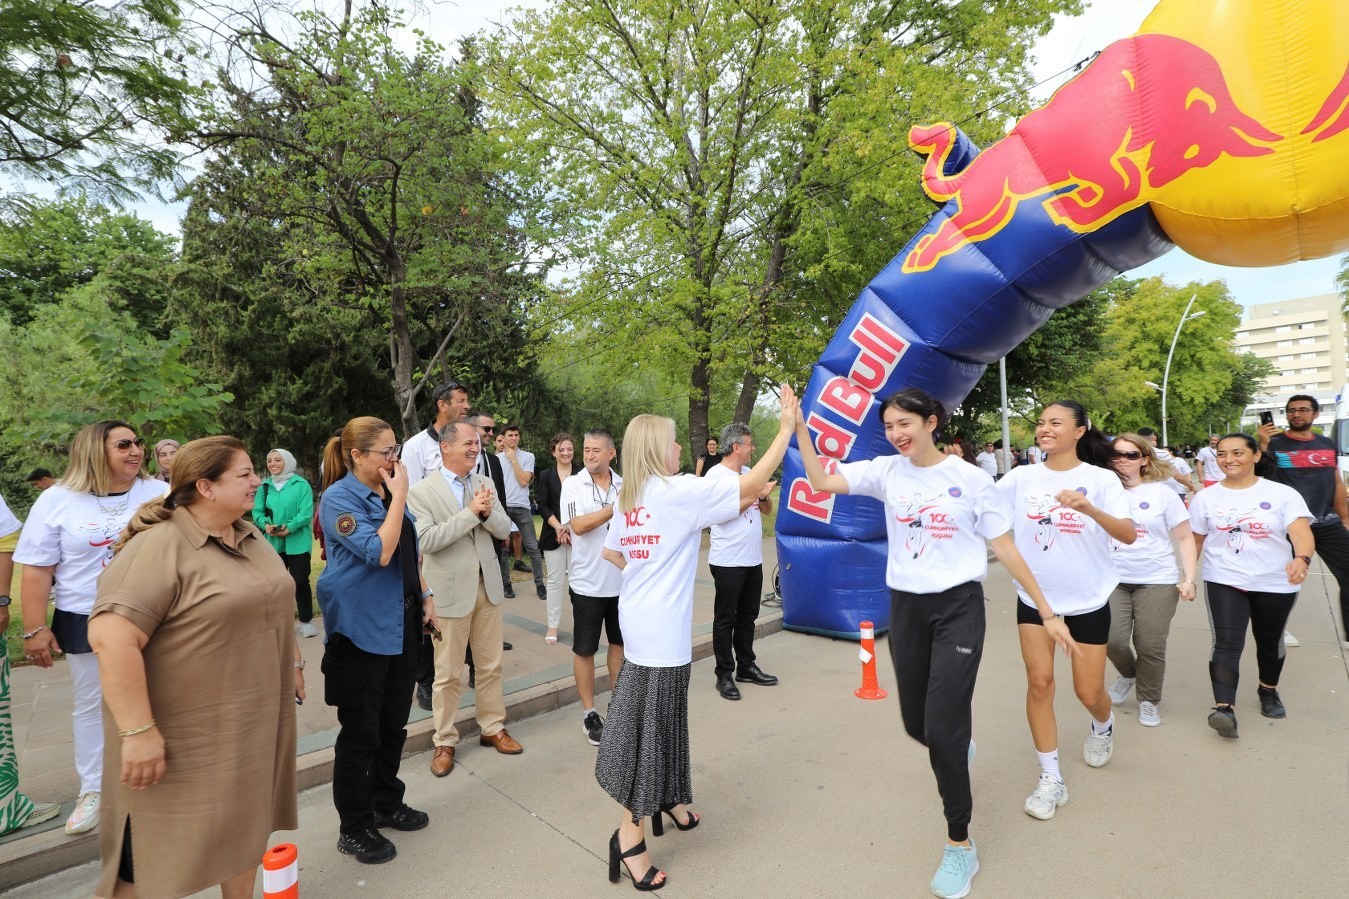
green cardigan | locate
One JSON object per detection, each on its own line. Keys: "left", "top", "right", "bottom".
{"left": 251, "top": 475, "right": 314, "bottom": 555}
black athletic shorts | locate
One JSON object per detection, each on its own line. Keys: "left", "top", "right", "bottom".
{"left": 570, "top": 590, "right": 622, "bottom": 657}
{"left": 1015, "top": 599, "right": 1110, "bottom": 645}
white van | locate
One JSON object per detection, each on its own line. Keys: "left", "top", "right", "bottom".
{"left": 1333, "top": 383, "right": 1349, "bottom": 480}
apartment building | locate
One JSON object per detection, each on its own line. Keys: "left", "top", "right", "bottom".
{"left": 1235, "top": 293, "right": 1347, "bottom": 428}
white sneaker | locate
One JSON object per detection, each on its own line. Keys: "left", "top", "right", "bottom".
{"left": 1024, "top": 773, "right": 1068, "bottom": 820}
{"left": 299, "top": 621, "right": 318, "bottom": 638}
{"left": 1283, "top": 630, "right": 1299, "bottom": 647}
{"left": 1083, "top": 727, "right": 1114, "bottom": 767}
{"left": 64, "top": 791, "right": 100, "bottom": 835}
{"left": 1138, "top": 701, "right": 1161, "bottom": 727}
{"left": 1106, "top": 675, "right": 1135, "bottom": 704}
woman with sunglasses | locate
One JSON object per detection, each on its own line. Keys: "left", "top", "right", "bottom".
{"left": 1188, "top": 434, "right": 1313, "bottom": 737}
{"left": 796, "top": 387, "right": 1062, "bottom": 899}
{"left": 316, "top": 417, "right": 438, "bottom": 864}
{"left": 995, "top": 401, "right": 1134, "bottom": 822}
{"left": 14, "top": 421, "right": 168, "bottom": 835}
{"left": 1104, "top": 435, "right": 1198, "bottom": 728}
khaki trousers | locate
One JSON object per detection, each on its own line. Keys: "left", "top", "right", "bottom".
{"left": 432, "top": 574, "right": 506, "bottom": 746}
{"left": 1106, "top": 582, "right": 1179, "bottom": 703}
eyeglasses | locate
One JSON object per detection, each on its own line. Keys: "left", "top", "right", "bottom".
{"left": 481, "top": 425, "right": 495, "bottom": 434}
{"left": 1112, "top": 450, "right": 1143, "bottom": 460}
{"left": 1285, "top": 406, "right": 1315, "bottom": 414}
{"left": 366, "top": 444, "right": 401, "bottom": 461}
{"left": 111, "top": 438, "right": 146, "bottom": 451}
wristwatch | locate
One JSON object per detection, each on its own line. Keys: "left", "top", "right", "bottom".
{"left": 1297, "top": 555, "right": 1312, "bottom": 565}
{"left": 294, "top": 659, "right": 306, "bottom": 670}
{"left": 0, "top": 595, "right": 11, "bottom": 607}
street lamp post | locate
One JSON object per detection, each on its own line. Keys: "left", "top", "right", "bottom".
{"left": 1160, "top": 294, "right": 1205, "bottom": 447}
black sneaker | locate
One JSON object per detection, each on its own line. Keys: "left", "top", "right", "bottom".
{"left": 504, "top": 585, "right": 516, "bottom": 599}
{"left": 337, "top": 827, "right": 397, "bottom": 864}
{"left": 513, "top": 560, "right": 532, "bottom": 572}
{"left": 374, "top": 804, "right": 429, "bottom": 831}
{"left": 583, "top": 710, "right": 604, "bottom": 746}
{"left": 1257, "top": 686, "right": 1286, "bottom": 719}
{"left": 415, "top": 682, "right": 432, "bottom": 712}
{"left": 1207, "top": 705, "right": 1238, "bottom": 738}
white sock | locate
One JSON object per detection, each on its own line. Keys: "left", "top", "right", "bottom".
{"left": 1037, "top": 749, "right": 1061, "bottom": 782}
{"left": 582, "top": 707, "right": 596, "bottom": 718}
{"left": 1092, "top": 713, "right": 1114, "bottom": 735}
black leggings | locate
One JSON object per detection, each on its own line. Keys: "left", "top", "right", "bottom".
{"left": 1205, "top": 581, "right": 1297, "bottom": 706}
{"left": 281, "top": 551, "right": 314, "bottom": 623}
{"left": 887, "top": 582, "right": 984, "bottom": 843}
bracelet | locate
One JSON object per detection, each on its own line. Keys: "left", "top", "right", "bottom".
{"left": 21, "top": 625, "right": 46, "bottom": 640}
{"left": 421, "top": 588, "right": 434, "bottom": 600}
{"left": 1180, "top": 579, "right": 1195, "bottom": 586}
{"left": 119, "top": 720, "right": 156, "bottom": 737}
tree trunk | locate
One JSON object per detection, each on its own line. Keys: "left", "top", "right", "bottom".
{"left": 387, "top": 257, "right": 419, "bottom": 438}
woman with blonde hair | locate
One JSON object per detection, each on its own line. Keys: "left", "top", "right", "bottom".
{"left": 316, "top": 417, "right": 438, "bottom": 864}
{"left": 1104, "top": 433, "right": 1199, "bottom": 728}
{"left": 14, "top": 420, "right": 167, "bottom": 835}
{"left": 596, "top": 387, "right": 797, "bottom": 892}
{"left": 89, "top": 436, "right": 302, "bottom": 898}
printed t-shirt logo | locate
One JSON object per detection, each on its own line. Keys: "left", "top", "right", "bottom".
{"left": 1275, "top": 449, "right": 1335, "bottom": 469}
{"left": 335, "top": 513, "right": 357, "bottom": 537}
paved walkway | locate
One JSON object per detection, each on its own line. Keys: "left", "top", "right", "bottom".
{"left": 4, "top": 541, "right": 1348, "bottom": 895}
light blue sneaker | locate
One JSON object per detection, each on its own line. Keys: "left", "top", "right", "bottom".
{"left": 931, "top": 841, "right": 979, "bottom": 898}
{"left": 967, "top": 739, "right": 976, "bottom": 766}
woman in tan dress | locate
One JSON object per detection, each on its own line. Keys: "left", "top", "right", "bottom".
{"left": 89, "top": 436, "right": 303, "bottom": 898}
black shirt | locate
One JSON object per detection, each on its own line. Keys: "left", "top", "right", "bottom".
{"left": 382, "top": 493, "right": 421, "bottom": 597}
{"left": 1264, "top": 432, "right": 1341, "bottom": 525}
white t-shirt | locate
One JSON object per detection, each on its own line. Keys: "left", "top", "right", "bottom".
{"left": 560, "top": 467, "right": 623, "bottom": 596}
{"left": 1189, "top": 478, "right": 1311, "bottom": 593}
{"left": 1196, "top": 446, "right": 1224, "bottom": 483}
{"left": 996, "top": 461, "right": 1131, "bottom": 615}
{"left": 1110, "top": 481, "right": 1188, "bottom": 584}
{"left": 839, "top": 454, "right": 1009, "bottom": 594}
{"left": 499, "top": 449, "right": 535, "bottom": 508}
{"left": 604, "top": 474, "right": 740, "bottom": 666}
{"left": 706, "top": 463, "right": 763, "bottom": 567}
{"left": 1025, "top": 445, "right": 1044, "bottom": 464}
{"left": 1154, "top": 448, "right": 1192, "bottom": 496}
{"left": 0, "top": 493, "right": 20, "bottom": 539}
{"left": 402, "top": 428, "right": 442, "bottom": 484}
{"left": 14, "top": 479, "right": 169, "bottom": 614}
{"left": 975, "top": 451, "right": 998, "bottom": 477}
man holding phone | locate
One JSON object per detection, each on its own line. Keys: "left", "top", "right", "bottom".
{"left": 1257, "top": 395, "right": 1349, "bottom": 648}
{"left": 407, "top": 422, "right": 523, "bottom": 778}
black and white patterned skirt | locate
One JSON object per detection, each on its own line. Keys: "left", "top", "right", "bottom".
{"left": 595, "top": 660, "right": 692, "bottom": 822}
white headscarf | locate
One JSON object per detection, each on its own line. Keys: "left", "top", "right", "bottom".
{"left": 268, "top": 448, "right": 297, "bottom": 489}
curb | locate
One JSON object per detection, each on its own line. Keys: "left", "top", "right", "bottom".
{"left": 0, "top": 610, "right": 784, "bottom": 891}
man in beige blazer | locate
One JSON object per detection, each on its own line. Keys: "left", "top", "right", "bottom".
{"left": 408, "top": 422, "right": 521, "bottom": 777}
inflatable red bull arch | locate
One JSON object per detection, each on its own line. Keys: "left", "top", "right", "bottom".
{"left": 777, "top": 0, "right": 1349, "bottom": 637}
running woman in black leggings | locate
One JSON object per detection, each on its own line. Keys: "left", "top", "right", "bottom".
{"left": 796, "top": 388, "right": 1066, "bottom": 899}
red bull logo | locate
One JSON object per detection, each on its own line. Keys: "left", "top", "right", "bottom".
{"left": 902, "top": 34, "right": 1283, "bottom": 273}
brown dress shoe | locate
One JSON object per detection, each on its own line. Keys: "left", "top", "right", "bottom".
{"left": 479, "top": 729, "right": 523, "bottom": 754}
{"left": 430, "top": 745, "right": 455, "bottom": 777}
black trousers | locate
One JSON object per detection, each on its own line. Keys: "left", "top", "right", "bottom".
{"left": 1205, "top": 581, "right": 1296, "bottom": 705}
{"left": 888, "top": 582, "right": 985, "bottom": 843}
{"left": 710, "top": 564, "right": 762, "bottom": 678}
{"left": 280, "top": 552, "right": 314, "bottom": 623}
{"left": 416, "top": 632, "right": 435, "bottom": 691}
{"left": 1311, "top": 523, "right": 1349, "bottom": 639}
{"left": 324, "top": 603, "right": 419, "bottom": 834}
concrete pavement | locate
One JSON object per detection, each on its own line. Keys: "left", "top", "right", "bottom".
{"left": 4, "top": 544, "right": 1349, "bottom": 896}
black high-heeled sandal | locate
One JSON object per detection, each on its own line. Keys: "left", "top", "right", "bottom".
{"left": 651, "top": 803, "right": 699, "bottom": 837}
{"left": 608, "top": 829, "right": 666, "bottom": 891}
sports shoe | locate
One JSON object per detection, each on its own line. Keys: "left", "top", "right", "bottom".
{"left": 1208, "top": 705, "right": 1238, "bottom": 738}
{"left": 299, "top": 620, "right": 318, "bottom": 638}
{"left": 1257, "top": 686, "right": 1286, "bottom": 719}
{"left": 1138, "top": 701, "right": 1161, "bottom": 727}
{"left": 373, "top": 803, "right": 430, "bottom": 831}
{"left": 512, "top": 560, "right": 532, "bottom": 573}
{"left": 19, "top": 801, "right": 61, "bottom": 829}
{"left": 930, "top": 841, "right": 979, "bottom": 899}
{"left": 64, "top": 791, "right": 100, "bottom": 835}
{"left": 337, "top": 827, "right": 396, "bottom": 864}
{"left": 1024, "top": 773, "right": 1068, "bottom": 820}
{"left": 967, "top": 740, "right": 976, "bottom": 766}
{"left": 1083, "top": 726, "right": 1113, "bottom": 767}
{"left": 583, "top": 710, "right": 604, "bottom": 746}
{"left": 1282, "top": 630, "right": 1299, "bottom": 647}
{"left": 1106, "top": 675, "right": 1135, "bottom": 705}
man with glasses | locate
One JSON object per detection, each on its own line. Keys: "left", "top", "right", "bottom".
{"left": 1258, "top": 395, "right": 1349, "bottom": 648}
{"left": 467, "top": 412, "right": 515, "bottom": 599}
{"left": 404, "top": 381, "right": 471, "bottom": 485}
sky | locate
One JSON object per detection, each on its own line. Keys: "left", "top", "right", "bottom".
{"left": 107, "top": 0, "right": 1344, "bottom": 312}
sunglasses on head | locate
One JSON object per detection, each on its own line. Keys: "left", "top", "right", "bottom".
{"left": 112, "top": 437, "right": 146, "bottom": 451}
{"left": 1112, "top": 450, "right": 1143, "bottom": 460}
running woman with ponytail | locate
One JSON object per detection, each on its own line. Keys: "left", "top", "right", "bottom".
{"left": 796, "top": 388, "right": 1067, "bottom": 899}
{"left": 996, "top": 401, "right": 1135, "bottom": 821}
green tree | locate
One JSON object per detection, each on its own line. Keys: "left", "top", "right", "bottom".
{"left": 488, "top": 0, "right": 1079, "bottom": 449}
{"left": 1338, "top": 253, "right": 1348, "bottom": 316}
{"left": 0, "top": 0, "right": 194, "bottom": 194}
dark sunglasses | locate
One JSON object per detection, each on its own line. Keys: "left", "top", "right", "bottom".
{"left": 112, "top": 437, "right": 146, "bottom": 451}
{"left": 481, "top": 425, "right": 495, "bottom": 433}
{"left": 1112, "top": 450, "right": 1143, "bottom": 460}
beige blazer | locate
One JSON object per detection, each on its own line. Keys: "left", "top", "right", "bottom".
{"left": 407, "top": 470, "right": 512, "bottom": 618}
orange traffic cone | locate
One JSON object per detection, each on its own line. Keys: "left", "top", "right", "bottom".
{"left": 855, "top": 620, "right": 888, "bottom": 700}
{"left": 262, "top": 843, "right": 299, "bottom": 899}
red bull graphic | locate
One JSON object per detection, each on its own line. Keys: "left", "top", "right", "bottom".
{"left": 776, "top": 0, "right": 1349, "bottom": 640}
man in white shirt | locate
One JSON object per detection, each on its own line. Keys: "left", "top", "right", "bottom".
{"left": 403, "top": 381, "right": 470, "bottom": 485}
{"left": 706, "top": 423, "right": 777, "bottom": 700}
{"left": 1025, "top": 443, "right": 1044, "bottom": 464}
{"left": 498, "top": 424, "right": 546, "bottom": 601}
{"left": 1196, "top": 433, "right": 1224, "bottom": 488}
{"left": 975, "top": 441, "right": 998, "bottom": 478}
{"left": 559, "top": 429, "right": 624, "bottom": 746}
